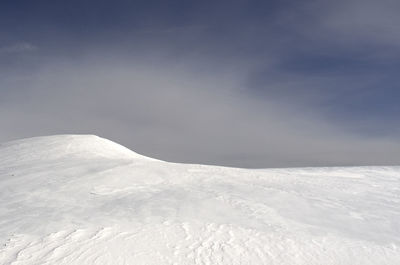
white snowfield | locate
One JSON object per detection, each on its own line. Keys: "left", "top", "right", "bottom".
{"left": 0, "top": 135, "right": 399, "bottom": 265}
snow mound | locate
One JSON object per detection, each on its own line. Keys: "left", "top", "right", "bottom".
{"left": 0, "top": 135, "right": 151, "bottom": 163}
{"left": 0, "top": 135, "right": 399, "bottom": 265}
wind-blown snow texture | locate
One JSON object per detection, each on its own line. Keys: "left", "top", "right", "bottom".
{"left": 0, "top": 135, "right": 399, "bottom": 264}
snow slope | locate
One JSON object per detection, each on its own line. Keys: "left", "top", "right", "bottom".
{"left": 0, "top": 135, "right": 399, "bottom": 264}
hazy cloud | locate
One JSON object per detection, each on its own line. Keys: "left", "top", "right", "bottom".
{"left": 1, "top": 54, "right": 399, "bottom": 167}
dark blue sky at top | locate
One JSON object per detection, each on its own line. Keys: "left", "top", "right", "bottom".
{"left": 0, "top": 0, "right": 400, "bottom": 167}
{"left": 1, "top": 0, "right": 290, "bottom": 56}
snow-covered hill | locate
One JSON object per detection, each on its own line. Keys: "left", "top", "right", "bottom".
{"left": 0, "top": 135, "right": 399, "bottom": 264}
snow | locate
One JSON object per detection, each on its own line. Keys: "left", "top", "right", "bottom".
{"left": 0, "top": 135, "right": 399, "bottom": 264}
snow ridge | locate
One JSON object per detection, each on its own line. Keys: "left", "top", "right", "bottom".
{"left": 0, "top": 135, "right": 153, "bottom": 163}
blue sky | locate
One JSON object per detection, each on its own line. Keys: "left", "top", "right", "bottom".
{"left": 1, "top": 0, "right": 399, "bottom": 167}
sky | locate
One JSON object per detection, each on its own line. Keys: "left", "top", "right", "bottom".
{"left": 1, "top": 0, "right": 400, "bottom": 168}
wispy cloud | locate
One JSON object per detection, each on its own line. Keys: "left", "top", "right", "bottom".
{"left": 0, "top": 42, "right": 37, "bottom": 54}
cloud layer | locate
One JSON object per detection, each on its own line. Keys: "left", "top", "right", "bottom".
{"left": 0, "top": 54, "right": 399, "bottom": 167}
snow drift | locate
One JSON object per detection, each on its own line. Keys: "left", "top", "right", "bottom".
{"left": 0, "top": 135, "right": 399, "bottom": 264}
